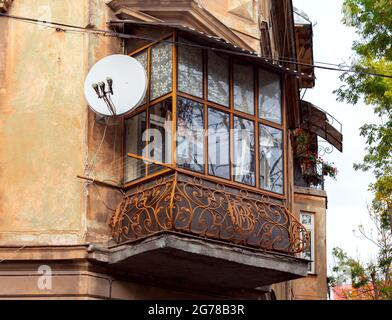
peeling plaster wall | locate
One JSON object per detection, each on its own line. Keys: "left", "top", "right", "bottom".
{"left": 0, "top": 0, "right": 121, "bottom": 245}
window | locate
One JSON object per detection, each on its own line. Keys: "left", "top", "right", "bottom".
{"left": 177, "top": 97, "right": 204, "bottom": 172}
{"left": 233, "top": 63, "right": 254, "bottom": 115}
{"left": 125, "top": 35, "right": 285, "bottom": 196}
{"left": 124, "top": 101, "right": 173, "bottom": 183}
{"left": 148, "top": 100, "right": 173, "bottom": 175}
{"left": 208, "top": 108, "right": 230, "bottom": 179}
{"left": 208, "top": 51, "right": 229, "bottom": 107}
{"left": 300, "top": 212, "right": 315, "bottom": 274}
{"left": 150, "top": 42, "right": 172, "bottom": 100}
{"left": 259, "top": 70, "right": 282, "bottom": 124}
{"left": 234, "top": 117, "right": 255, "bottom": 185}
{"left": 125, "top": 112, "right": 147, "bottom": 182}
{"left": 260, "top": 125, "right": 283, "bottom": 194}
{"left": 178, "top": 39, "right": 203, "bottom": 98}
{"left": 134, "top": 50, "right": 148, "bottom": 106}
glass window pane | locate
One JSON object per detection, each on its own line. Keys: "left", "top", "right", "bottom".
{"left": 234, "top": 117, "right": 255, "bottom": 185}
{"left": 208, "top": 51, "right": 229, "bottom": 107}
{"left": 148, "top": 99, "right": 173, "bottom": 175}
{"left": 234, "top": 63, "right": 254, "bottom": 115}
{"left": 259, "top": 125, "right": 283, "bottom": 193}
{"left": 150, "top": 42, "right": 172, "bottom": 100}
{"left": 259, "top": 70, "right": 282, "bottom": 123}
{"left": 134, "top": 50, "right": 148, "bottom": 105}
{"left": 301, "top": 214, "right": 312, "bottom": 227}
{"left": 178, "top": 39, "right": 203, "bottom": 98}
{"left": 208, "top": 108, "right": 230, "bottom": 179}
{"left": 301, "top": 213, "right": 315, "bottom": 273}
{"left": 125, "top": 112, "right": 147, "bottom": 182}
{"left": 177, "top": 97, "right": 204, "bottom": 172}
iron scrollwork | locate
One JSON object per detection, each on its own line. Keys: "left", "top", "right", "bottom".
{"left": 110, "top": 173, "right": 310, "bottom": 255}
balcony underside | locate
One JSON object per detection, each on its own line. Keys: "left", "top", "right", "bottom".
{"left": 90, "top": 233, "right": 308, "bottom": 290}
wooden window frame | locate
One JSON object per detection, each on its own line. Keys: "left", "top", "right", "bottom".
{"left": 123, "top": 32, "right": 287, "bottom": 200}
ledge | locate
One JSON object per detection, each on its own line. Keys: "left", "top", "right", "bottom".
{"left": 0, "top": 245, "right": 90, "bottom": 261}
{"left": 294, "top": 186, "right": 327, "bottom": 198}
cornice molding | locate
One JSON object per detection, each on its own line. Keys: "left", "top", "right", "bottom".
{"left": 0, "top": 245, "right": 89, "bottom": 261}
{"left": 107, "top": 0, "right": 253, "bottom": 51}
{"left": 0, "top": 0, "right": 13, "bottom": 13}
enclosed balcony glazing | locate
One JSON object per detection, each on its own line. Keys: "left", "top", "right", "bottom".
{"left": 111, "top": 33, "right": 310, "bottom": 257}
{"left": 124, "top": 35, "right": 285, "bottom": 195}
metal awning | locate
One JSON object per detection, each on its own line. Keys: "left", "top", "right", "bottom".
{"left": 300, "top": 100, "right": 343, "bottom": 152}
{"left": 108, "top": 20, "right": 315, "bottom": 80}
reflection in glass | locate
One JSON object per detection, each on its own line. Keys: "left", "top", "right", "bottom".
{"left": 259, "top": 70, "right": 282, "bottom": 123}
{"left": 208, "top": 108, "right": 230, "bottom": 179}
{"left": 134, "top": 50, "right": 148, "bottom": 105}
{"left": 259, "top": 125, "right": 283, "bottom": 193}
{"left": 150, "top": 42, "right": 172, "bottom": 100}
{"left": 177, "top": 97, "right": 204, "bottom": 172}
{"left": 125, "top": 112, "right": 147, "bottom": 182}
{"left": 234, "top": 117, "right": 255, "bottom": 185}
{"left": 148, "top": 100, "right": 173, "bottom": 175}
{"left": 234, "top": 63, "right": 254, "bottom": 115}
{"left": 178, "top": 39, "right": 203, "bottom": 98}
{"left": 208, "top": 51, "right": 229, "bottom": 107}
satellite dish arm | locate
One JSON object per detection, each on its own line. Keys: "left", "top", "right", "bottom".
{"left": 105, "top": 95, "right": 117, "bottom": 116}
{"left": 91, "top": 79, "right": 117, "bottom": 116}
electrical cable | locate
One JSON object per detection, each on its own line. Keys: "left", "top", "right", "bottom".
{"left": 85, "top": 122, "right": 109, "bottom": 177}
{"left": 1, "top": 12, "right": 392, "bottom": 79}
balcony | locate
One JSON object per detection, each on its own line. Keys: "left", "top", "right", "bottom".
{"left": 86, "top": 169, "right": 311, "bottom": 292}
{"left": 293, "top": 101, "right": 342, "bottom": 190}
{"left": 88, "top": 28, "right": 311, "bottom": 293}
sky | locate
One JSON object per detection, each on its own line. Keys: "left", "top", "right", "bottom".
{"left": 293, "top": 0, "right": 380, "bottom": 270}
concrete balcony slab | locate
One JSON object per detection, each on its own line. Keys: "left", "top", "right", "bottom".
{"left": 89, "top": 233, "right": 309, "bottom": 290}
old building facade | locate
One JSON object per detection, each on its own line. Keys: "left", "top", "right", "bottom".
{"left": 0, "top": 0, "right": 341, "bottom": 299}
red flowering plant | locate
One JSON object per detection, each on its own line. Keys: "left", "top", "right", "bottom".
{"left": 293, "top": 128, "right": 338, "bottom": 183}
{"left": 322, "top": 162, "right": 338, "bottom": 179}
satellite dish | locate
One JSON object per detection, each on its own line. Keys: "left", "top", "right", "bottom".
{"left": 84, "top": 54, "right": 147, "bottom": 117}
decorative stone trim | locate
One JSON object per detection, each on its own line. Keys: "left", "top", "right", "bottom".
{"left": 0, "top": 0, "right": 13, "bottom": 13}
{"left": 107, "top": 0, "right": 254, "bottom": 52}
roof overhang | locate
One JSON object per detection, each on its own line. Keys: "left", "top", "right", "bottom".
{"left": 295, "top": 23, "right": 315, "bottom": 88}
{"left": 108, "top": 20, "right": 315, "bottom": 80}
{"left": 300, "top": 100, "right": 343, "bottom": 152}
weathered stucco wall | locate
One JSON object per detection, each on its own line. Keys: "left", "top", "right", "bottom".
{"left": 291, "top": 188, "right": 328, "bottom": 300}
{"left": 199, "top": 0, "right": 262, "bottom": 52}
{"left": 0, "top": 0, "right": 121, "bottom": 245}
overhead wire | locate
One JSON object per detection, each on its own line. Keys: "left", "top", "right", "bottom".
{"left": 1, "top": 12, "right": 392, "bottom": 79}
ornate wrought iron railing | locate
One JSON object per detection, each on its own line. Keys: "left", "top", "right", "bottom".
{"left": 110, "top": 171, "right": 310, "bottom": 255}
